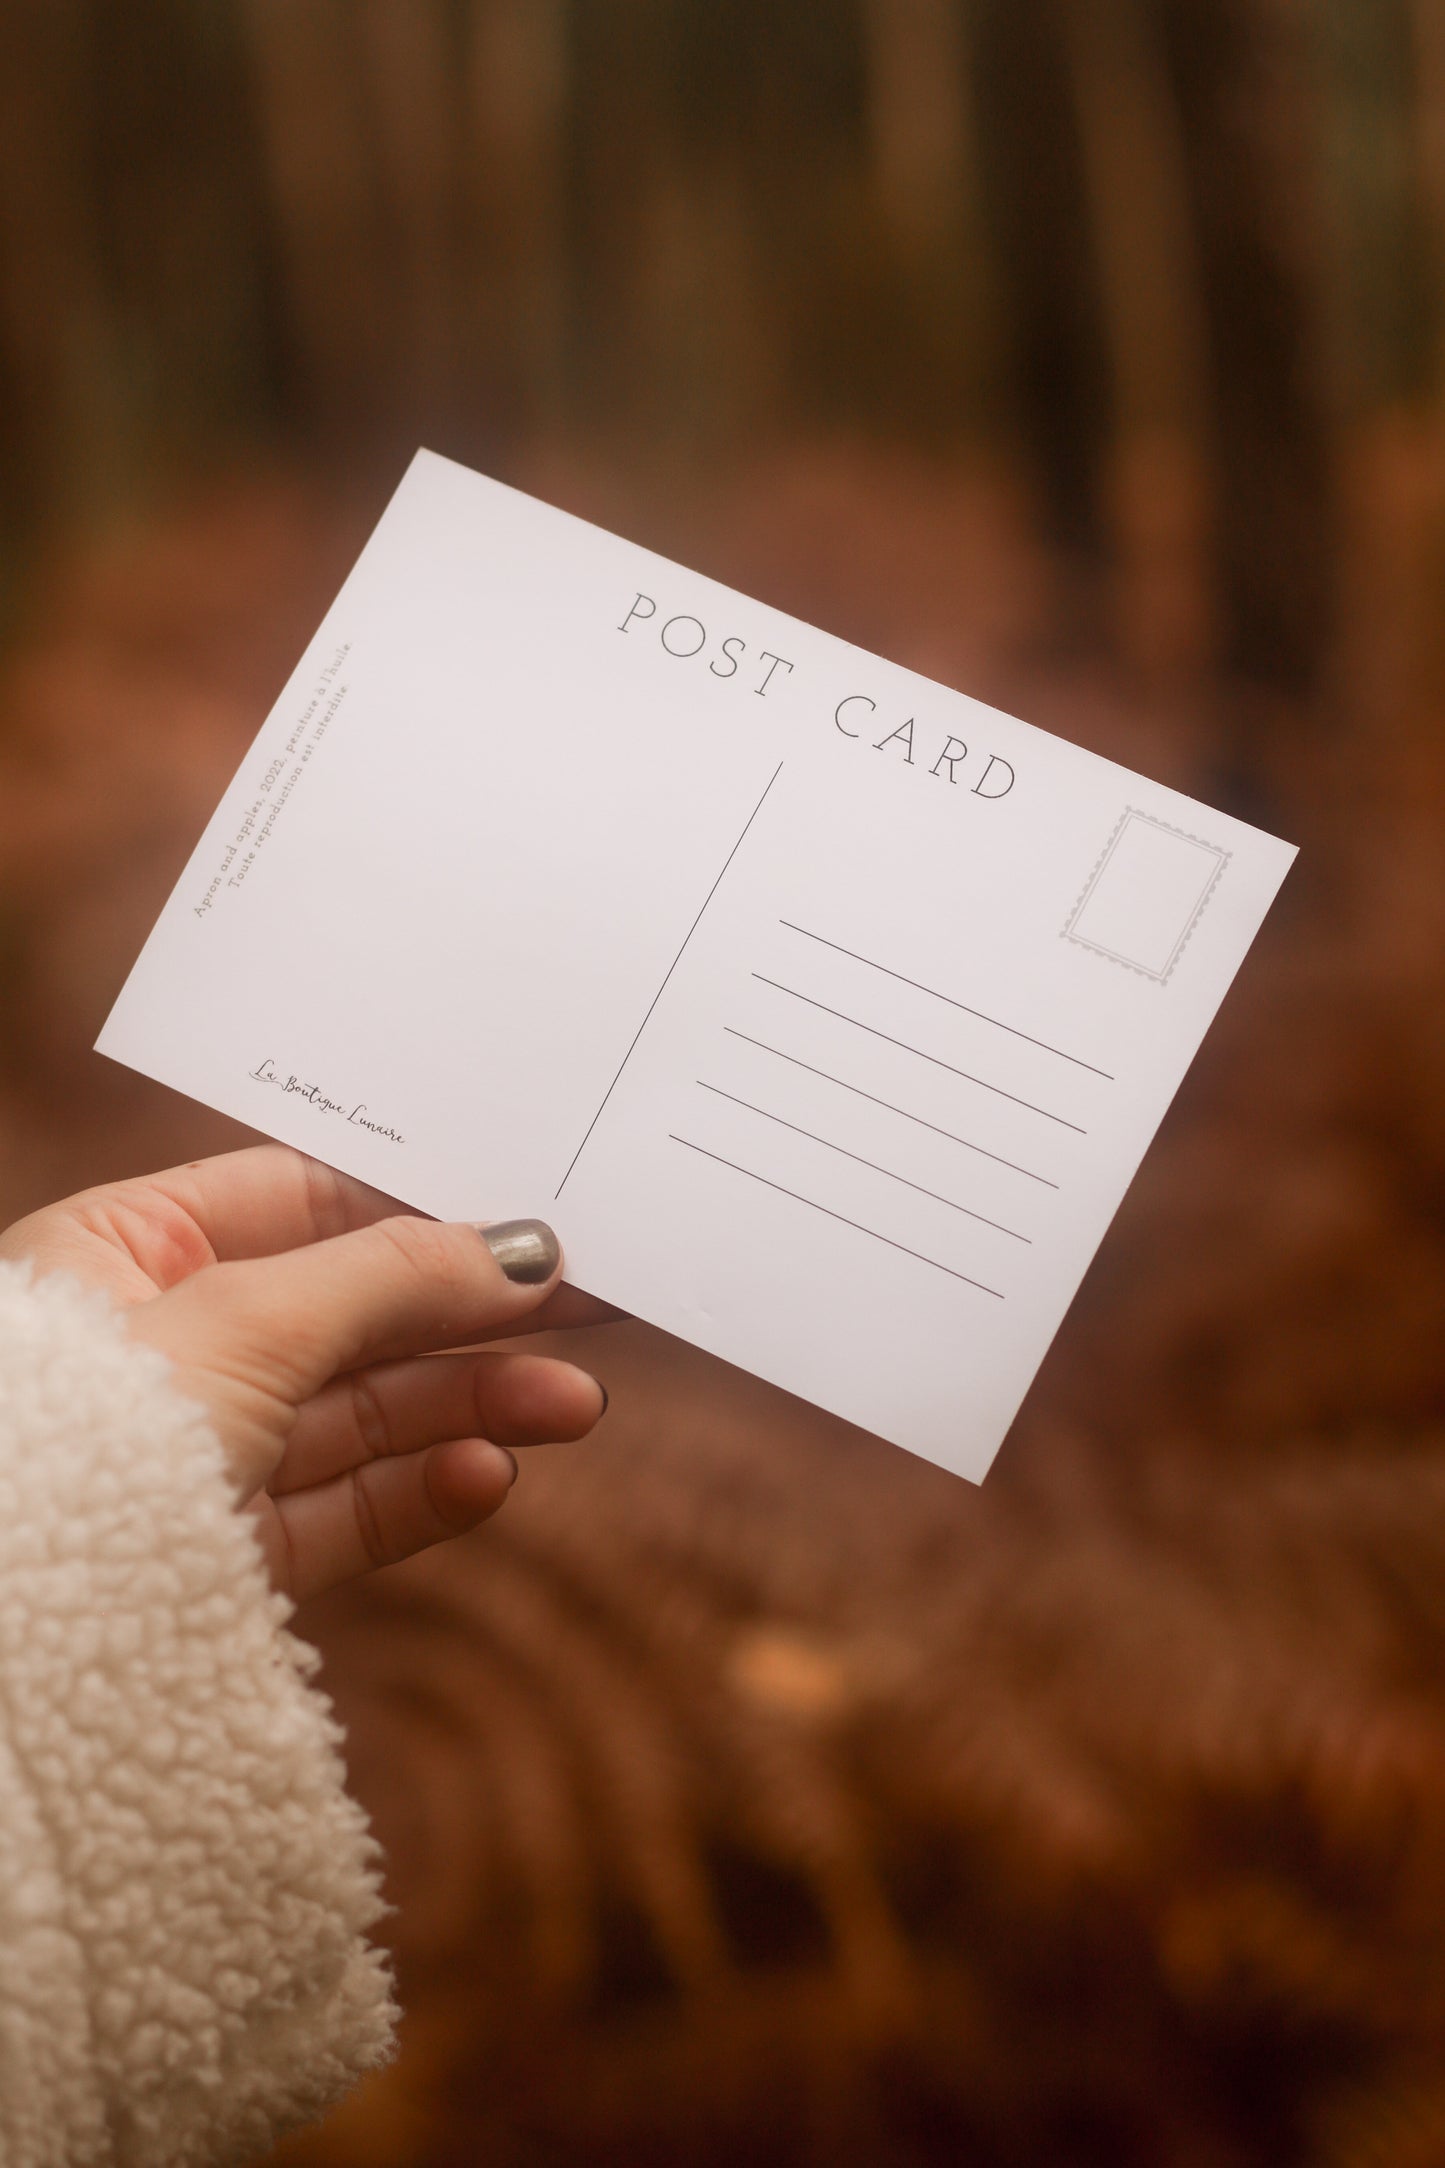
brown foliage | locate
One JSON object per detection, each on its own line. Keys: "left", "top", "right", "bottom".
{"left": 0, "top": 432, "right": 1441, "bottom": 2162}
{"left": 1, "top": 4, "right": 1443, "bottom": 2153}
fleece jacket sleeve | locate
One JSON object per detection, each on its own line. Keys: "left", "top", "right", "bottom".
{"left": 0, "top": 1260, "right": 398, "bottom": 2168}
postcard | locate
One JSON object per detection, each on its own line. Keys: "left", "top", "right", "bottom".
{"left": 98, "top": 451, "right": 1296, "bottom": 1480}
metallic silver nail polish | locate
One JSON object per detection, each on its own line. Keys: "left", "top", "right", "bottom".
{"left": 477, "top": 1217, "right": 560, "bottom": 1285}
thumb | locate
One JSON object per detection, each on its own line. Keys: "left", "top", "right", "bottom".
{"left": 131, "top": 1213, "right": 562, "bottom": 1418}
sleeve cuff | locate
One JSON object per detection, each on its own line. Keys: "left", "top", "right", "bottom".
{"left": 0, "top": 1260, "right": 398, "bottom": 2167}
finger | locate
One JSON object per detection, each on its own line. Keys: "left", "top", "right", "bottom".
{"left": 139, "top": 1161, "right": 627, "bottom": 1333}
{"left": 459, "top": 1284, "right": 628, "bottom": 1342}
{"left": 119, "top": 1147, "right": 403, "bottom": 1265}
{"left": 22, "top": 1147, "right": 407, "bottom": 1298}
{"left": 133, "top": 1212, "right": 565, "bottom": 1408}
{"left": 259, "top": 1435, "right": 519, "bottom": 1602}
{"left": 273, "top": 1349, "right": 607, "bottom": 1494}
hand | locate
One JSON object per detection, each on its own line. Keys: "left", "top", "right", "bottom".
{"left": 0, "top": 1146, "right": 612, "bottom": 1600}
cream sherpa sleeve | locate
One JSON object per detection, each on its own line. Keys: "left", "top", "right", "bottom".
{"left": 0, "top": 1261, "right": 398, "bottom": 2168}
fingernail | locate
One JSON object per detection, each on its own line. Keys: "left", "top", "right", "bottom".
{"left": 477, "top": 1217, "right": 561, "bottom": 1284}
{"left": 497, "top": 1445, "right": 519, "bottom": 1489}
{"left": 598, "top": 1383, "right": 610, "bottom": 1419}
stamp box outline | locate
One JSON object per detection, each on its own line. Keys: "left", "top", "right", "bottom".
{"left": 1062, "top": 806, "right": 1230, "bottom": 984}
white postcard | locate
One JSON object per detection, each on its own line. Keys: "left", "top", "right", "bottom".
{"left": 98, "top": 451, "right": 1296, "bottom": 1481}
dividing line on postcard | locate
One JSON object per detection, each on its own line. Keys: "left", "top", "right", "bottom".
{"left": 669, "top": 1136, "right": 1007, "bottom": 1297}
{"left": 554, "top": 760, "right": 785, "bottom": 1197}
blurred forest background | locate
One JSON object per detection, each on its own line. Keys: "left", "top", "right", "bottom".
{"left": 2, "top": 3, "right": 1445, "bottom": 2164}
